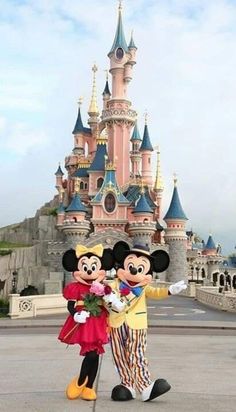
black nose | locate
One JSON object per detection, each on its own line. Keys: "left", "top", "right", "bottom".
{"left": 87, "top": 270, "right": 92, "bottom": 275}
{"left": 130, "top": 267, "right": 137, "bottom": 275}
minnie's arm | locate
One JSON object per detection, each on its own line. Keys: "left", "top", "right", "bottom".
{"left": 67, "top": 300, "right": 76, "bottom": 316}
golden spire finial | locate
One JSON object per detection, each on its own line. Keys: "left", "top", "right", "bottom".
{"left": 74, "top": 177, "right": 81, "bottom": 194}
{"left": 88, "top": 63, "right": 99, "bottom": 116}
{"left": 173, "top": 172, "right": 178, "bottom": 187}
{"left": 154, "top": 146, "right": 164, "bottom": 191}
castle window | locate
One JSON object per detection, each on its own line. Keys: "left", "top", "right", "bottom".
{"left": 84, "top": 183, "right": 88, "bottom": 190}
{"left": 80, "top": 181, "right": 84, "bottom": 190}
{"left": 97, "top": 177, "right": 104, "bottom": 189}
{"left": 148, "top": 157, "right": 151, "bottom": 164}
{"left": 104, "top": 193, "right": 116, "bottom": 213}
{"left": 116, "top": 47, "right": 124, "bottom": 60}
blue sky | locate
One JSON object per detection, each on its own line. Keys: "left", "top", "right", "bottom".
{"left": 0, "top": 0, "right": 236, "bottom": 254}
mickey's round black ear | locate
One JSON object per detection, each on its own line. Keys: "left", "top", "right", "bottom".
{"left": 113, "top": 241, "right": 130, "bottom": 263}
{"left": 62, "top": 249, "right": 78, "bottom": 272}
{"left": 151, "top": 250, "right": 170, "bottom": 273}
{"left": 101, "top": 248, "right": 114, "bottom": 270}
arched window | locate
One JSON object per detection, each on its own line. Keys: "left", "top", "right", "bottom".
{"left": 233, "top": 276, "right": 236, "bottom": 289}
{"left": 219, "top": 274, "right": 225, "bottom": 286}
{"left": 80, "top": 181, "right": 84, "bottom": 190}
{"left": 84, "top": 183, "right": 88, "bottom": 190}
{"left": 84, "top": 142, "right": 89, "bottom": 157}
{"left": 104, "top": 193, "right": 116, "bottom": 213}
{"left": 97, "top": 177, "right": 104, "bottom": 189}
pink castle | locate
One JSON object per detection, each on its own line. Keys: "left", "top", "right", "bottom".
{"left": 53, "top": 3, "right": 189, "bottom": 282}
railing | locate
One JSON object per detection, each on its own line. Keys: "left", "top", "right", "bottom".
{"left": 196, "top": 287, "right": 236, "bottom": 312}
{"left": 8, "top": 293, "right": 67, "bottom": 319}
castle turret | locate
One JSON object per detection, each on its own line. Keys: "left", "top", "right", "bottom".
{"left": 164, "top": 176, "right": 188, "bottom": 282}
{"left": 55, "top": 163, "right": 64, "bottom": 191}
{"left": 101, "top": 1, "right": 137, "bottom": 187}
{"left": 72, "top": 99, "right": 86, "bottom": 157}
{"left": 202, "top": 234, "right": 217, "bottom": 256}
{"left": 130, "top": 122, "right": 142, "bottom": 177}
{"left": 102, "top": 71, "right": 111, "bottom": 110}
{"left": 140, "top": 116, "right": 154, "bottom": 187}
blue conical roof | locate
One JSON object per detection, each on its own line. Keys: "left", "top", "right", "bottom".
{"left": 140, "top": 124, "right": 153, "bottom": 151}
{"left": 128, "top": 33, "right": 137, "bottom": 49}
{"left": 89, "top": 143, "right": 107, "bottom": 171}
{"left": 103, "top": 80, "right": 111, "bottom": 96}
{"left": 109, "top": 8, "right": 128, "bottom": 55}
{"left": 72, "top": 107, "right": 84, "bottom": 134}
{"left": 131, "top": 123, "right": 141, "bottom": 141}
{"left": 91, "top": 168, "right": 129, "bottom": 204}
{"left": 66, "top": 193, "right": 87, "bottom": 213}
{"left": 134, "top": 193, "right": 153, "bottom": 214}
{"left": 205, "top": 235, "right": 216, "bottom": 250}
{"left": 164, "top": 185, "right": 188, "bottom": 220}
{"left": 55, "top": 164, "right": 64, "bottom": 176}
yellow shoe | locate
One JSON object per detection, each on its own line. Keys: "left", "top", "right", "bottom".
{"left": 66, "top": 376, "right": 88, "bottom": 400}
{"left": 81, "top": 387, "right": 97, "bottom": 401}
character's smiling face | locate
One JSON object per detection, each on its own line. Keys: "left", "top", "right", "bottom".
{"left": 73, "top": 254, "right": 105, "bottom": 285}
{"left": 117, "top": 253, "right": 152, "bottom": 287}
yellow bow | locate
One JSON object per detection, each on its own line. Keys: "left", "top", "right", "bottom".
{"left": 75, "top": 244, "right": 104, "bottom": 258}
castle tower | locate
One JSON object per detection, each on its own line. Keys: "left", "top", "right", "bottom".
{"left": 164, "top": 176, "right": 188, "bottom": 282}
{"left": 140, "top": 116, "right": 154, "bottom": 187}
{"left": 102, "top": 71, "right": 111, "bottom": 110}
{"left": 202, "top": 234, "right": 217, "bottom": 256}
{"left": 101, "top": 2, "right": 137, "bottom": 187}
{"left": 58, "top": 178, "right": 90, "bottom": 248}
{"left": 130, "top": 122, "right": 142, "bottom": 177}
{"left": 55, "top": 163, "right": 64, "bottom": 191}
{"left": 129, "top": 190, "right": 156, "bottom": 247}
{"left": 72, "top": 99, "right": 86, "bottom": 157}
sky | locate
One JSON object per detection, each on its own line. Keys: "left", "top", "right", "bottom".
{"left": 0, "top": 0, "right": 236, "bottom": 255}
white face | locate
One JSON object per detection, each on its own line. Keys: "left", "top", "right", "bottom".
{"left": 73, "top": 255, "right": 105, "bottom": 285}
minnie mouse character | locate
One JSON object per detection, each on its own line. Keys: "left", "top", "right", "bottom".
{"left": 58, "top": 243, "right": 123, "bottom": 401}
{"left": 108, "top": 241, "right": 187, "bottom": 403}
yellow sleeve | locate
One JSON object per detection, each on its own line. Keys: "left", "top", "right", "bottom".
{"left": 145, "top": 285, "right": 169, "bottom": 299}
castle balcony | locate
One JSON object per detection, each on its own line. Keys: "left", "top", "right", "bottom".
{"left": 101, "top": 107, "right": 137, "bottom": 125}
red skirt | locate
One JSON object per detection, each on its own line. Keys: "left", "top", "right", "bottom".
{"left": 58, "top": 308, "right": 109, "bottom": 355}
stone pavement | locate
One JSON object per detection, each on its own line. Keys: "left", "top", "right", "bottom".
{"left": 0, "top": 321, "right": 236, "bottom": 412}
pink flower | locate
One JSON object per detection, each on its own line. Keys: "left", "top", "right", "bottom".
{"left": 90, "top": 281, "right": 105, "bottom": 296}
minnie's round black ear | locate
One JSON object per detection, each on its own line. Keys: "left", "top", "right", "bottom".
{"left": 101, "top": 248, "right": 114, "bottom": 270}
{"left": 113, "top": 241, "right": 130, "bottom": 263}
{"left": 62, "top": 249, "right": 78, "bottom": 272}
{"left": 151, "top": 250, "right": 170, "bottom": 273}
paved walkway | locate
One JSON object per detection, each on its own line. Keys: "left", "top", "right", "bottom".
{"left": 0, "top": 323, "right": 236, "bottom": 412}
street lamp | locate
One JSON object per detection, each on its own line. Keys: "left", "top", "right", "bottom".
{"left": 190, "top": 266, "right": 194, "bottom": 281}
{"left": 12, "top": 271, "right": 18, "bottom": 294}
{"left": 196, "top": 266, "right": 200, "bottom": 284}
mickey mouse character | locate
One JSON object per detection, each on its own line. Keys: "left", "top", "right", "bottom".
{"left": 108, "top": 241, "right": 187, "bottom": 403}
{"left": 58, "top": 243, "right": 122, "bottom": 401}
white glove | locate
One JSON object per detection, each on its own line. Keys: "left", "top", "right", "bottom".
{"left": 169, "top": 280, "right": 187, "bottom": 295}
{"left": 73, "top": 310, "right": 90, "bottom": 323}
{"left": 103, "top": 292, "right": 126, "bottom": 312}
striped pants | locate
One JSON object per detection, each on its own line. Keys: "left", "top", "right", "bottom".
{"left": 110, "top": 323, "right": 152, "bottom": 392}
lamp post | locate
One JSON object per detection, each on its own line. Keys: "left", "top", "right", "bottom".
{"left": 196, "top": 266, "right": 200, "bottom": 284}
{"left": 190, "top": 266, "right": 194, "bottom": 282}
{"left": 12, "top": 271, "right": 18, "bottom": 294}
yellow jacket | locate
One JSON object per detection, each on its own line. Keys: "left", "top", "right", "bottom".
{"left": 109, "top": 279, "right": 169, "bottom": 330}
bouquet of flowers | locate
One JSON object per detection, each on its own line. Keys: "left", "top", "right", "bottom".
{"left": 83, "top": 281, "right": 112, "bottom": 317}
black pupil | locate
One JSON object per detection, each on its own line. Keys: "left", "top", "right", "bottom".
{"left": 138, "top": 268, "right": 142, "bottom": 273}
